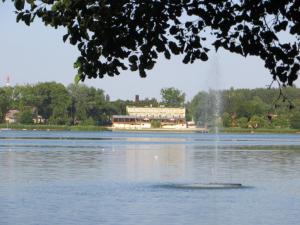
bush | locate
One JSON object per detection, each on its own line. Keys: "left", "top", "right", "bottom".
{"left": 81, "top": 117, "right": 96, "bottom": 126}
{"left": 222, "top": 112, "right": 231, "bottom": 127}
{"left": 49, "top": 116, "right": 69, "bottom": 125}
{"left": 19, "top": 110, "right": 33, "bottom": 124}
{"left": 151, "top": 120, "right": 161, "bottom": 128}
{"left": 290, "top": 113, "right": 300, "bottom": 129}
{"left": 248, "top": 115, "right": 268, "bottom": 129}
{"left": 272, "top": 115, "right": 290, "bottom": 128}
{"left": 237, "top": 117, "right": 248, "bottom": 128}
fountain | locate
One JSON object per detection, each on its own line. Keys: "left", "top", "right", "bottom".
{"left": 180, "top": 54, "right": 243, "bottom": 189}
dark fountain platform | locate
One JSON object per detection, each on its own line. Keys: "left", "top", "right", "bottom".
{"left": 175, "top": 183, "right": 243, "bottom": 189}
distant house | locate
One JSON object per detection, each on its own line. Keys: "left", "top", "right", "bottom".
{"left": 112, "top": 106, "right": 187, "bottom": 129}
{"left": 5, "top": 109, "right": 20, "bottom": 124}
{"left": 187, "top": 120, "right": 197, "bottom": 128}
{"left": 33, "top": 115, "right": 45, "bottom": 124}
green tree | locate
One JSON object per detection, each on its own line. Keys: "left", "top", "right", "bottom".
{"left": 222, "top": 112, "right": 231, "bottom": 127}
{"left": 81, "top": 117, "right": 96, "bottom": 126}
{"left": 86, "top": 87, "right": 106, "bottom": 124}
{"left": 98, "top": 102, "right": 120, "bottom": 125}
{"left": 35, "top": 82, "right": 71, "bottom": 124}
{"left": 188, "top": 91, "right": 207, "bottom": 126}
{"left": 272, "top": 115, "right": 290, "bottom": 128}
{"left": 290, "top": 113, "right": 300, "bottom": 129}
{"left": 237, "top": 117, "right": 248, "bottom": 129}
{"left": 185, "top": 107, "right": 192, "bottom": 122}
{"left": 0, "top": 88, "right": 10, "bottom": 122}
{"left": 188, "top": 90, "right": 221, "bottom": 127}
{"left": 19, "top": 110, "right": 34, "bottom": 124}
{"left": 68, "top": 84, "right": 90, "bottom": 123}
{"left": 68, "top": 84, "right": 106, "bottom": 125}
{"left": 248, "top": 97, "right": 268, "bottom": 117}
{"left": 11, "top": 85, "right": 38, "bottom": 110}
{"left": 248, "top": 115, "right": 268, "bottom": 129}
{"left": 8, "top": 0, "right": 300, "bottom": 85}
{"left": 161, "top": 88, "right": 185, "bottom": 107}
{"left": 151, "top": 120, "right": 161, "bottom": 128}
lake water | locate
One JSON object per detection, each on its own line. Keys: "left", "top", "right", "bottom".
{"left": 0, "top": 131, "right": 300, "bottom": 225}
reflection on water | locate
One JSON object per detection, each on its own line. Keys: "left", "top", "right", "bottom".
{"left": 126, "top": 145, "right": 186, "bottom": 181}
{"left": 0, "top": 131, "right": 300, "bottom": 225}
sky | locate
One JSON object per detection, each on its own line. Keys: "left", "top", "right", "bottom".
{"left": 1, "top": 2, "right": 299, "bottom": 101}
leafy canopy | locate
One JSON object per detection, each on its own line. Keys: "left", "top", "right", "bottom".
{"left": 161, "top": 87, "right": 185, "bottom": 107}
{"left": 7, "top": 0, "right": 300, "bottom": 85}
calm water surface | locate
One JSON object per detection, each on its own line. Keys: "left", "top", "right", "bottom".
{"left": 0, "top": 131, "right": 300, "bottom": 225}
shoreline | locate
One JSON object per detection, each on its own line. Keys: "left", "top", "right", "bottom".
{"left": 1, "top": 124, "right": 300, "bottom": 134}
{"left": 0, "top": 124, "right": 108, "bottom": 132}
{"left": 220, "top": 128, "right": 300, "bottom": 134}
{"left": 107, "top": 127, "right": 208, "bottom": 133}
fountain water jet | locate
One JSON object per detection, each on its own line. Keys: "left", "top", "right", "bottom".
{"left": 186, "top": 54, "right": 242, "bottom": 189}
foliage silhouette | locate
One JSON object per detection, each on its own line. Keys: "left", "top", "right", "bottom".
{"left": 4, "top": 0, "right": 300, "bottom": 85}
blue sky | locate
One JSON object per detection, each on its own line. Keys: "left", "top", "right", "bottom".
{"left": 1, "top": 2, "right": 298, "bottom": 101}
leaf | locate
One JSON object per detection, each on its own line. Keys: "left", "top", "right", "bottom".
{"left": 213, "top": 40, "right": 222, "bottom": 51}
{"left": 185, "top": 21, "right": 192, "bottom": 28}
{"left": 151, "top": 50, "right": 158, "bottom": 59}
{"left": 26, "top": 0, "right": 34, "bottom": 4}
{"left": 14, "top": 0, "right": 25, "bottom": 10}
{"left": 16, "top": 12, "right": 23, "bottom": 22}
{"left": 145, "top": 61, "right": 155, "bottom": 70}
{"left": 130, "top": 63, "right": 138, "bottom": 71}
{"left": 237, "top": 24, "right": 243, "bottom": 30}
{"left": 23, "top": 14, "right": 31, "bottom": 26}
{"left": 203, "top": 47, "right": 210, "bottom": 53}
{"left": 200, "top": 52, "right": 208, "bottom": 61}
{"left": 139, "top": 69, "right": 147, "bottom": 78}
{"left": 274, "top": 21, "right": 288, "bottom": 32}
{"left": 261, "top": 31, "right": 278, "bottom": 43}
{"left": 168, "top": 41, "right": 180, "bottom": 54}
{"left": 278, "top": 73, "right": 287, "bottom": 83}
{"left": 279, "top": 43, "right": 291, "bottom": 51}
{"left": 129, "top": 55, "right": 138, "bottom": 63}
{"left": 198, "top": 21, "right": 204, "bottom": 28}
{"left": 290, "top": 24, "right": 300, "bottom": 35}
{"left": 63, "top": 33, "right": 69, "bottom": 42}
{"left": 291, "top": 63, "right": 300, "bottom": 73}
{"left": 74, "top": 74, "right": 82, "bottom": 84}
{"left": 183, "top": 52, "right": 191, "bottom": 64}
{"left": 192, "top": 27, "right": 198, "bottom": 34}
{"left": 169, "top": 26, "right": 178, "bottom": 35}
{"left": 164, "top": 50, "right": 171, "bottom": 59}
{"left": 77, "top": 42, "right": 84, "bottom": 50}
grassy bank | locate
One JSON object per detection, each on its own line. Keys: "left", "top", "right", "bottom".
{"left": 219, "top": 127, "right": 300, "bottom": 134}
{"left": 1, "top": 123, "right": 299, "bottom": 134}
{"left": 0, "top": 124, "right": 108, "bottom": 131}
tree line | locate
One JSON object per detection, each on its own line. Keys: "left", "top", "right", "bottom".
{"left": 0, "top": 83, "right": 184, "bottom": 126}
{"left": 187, "top": 87, "right": 300, "bottom": 129}
{"left": 1, "top": 82, "right": 300, "bottom": 129}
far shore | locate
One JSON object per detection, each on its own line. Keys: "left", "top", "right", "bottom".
{"left": 0, "top": 124, "right": 108, "bottom": 132}
{"left": 1, "top": 124, "right": 300, "bottom": 134}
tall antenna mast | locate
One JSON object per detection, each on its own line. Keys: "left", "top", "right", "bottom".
{"left": 5, "top": 75, "right": 10, "bottom": 87}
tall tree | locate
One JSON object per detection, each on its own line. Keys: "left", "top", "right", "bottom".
{"left": 161, "top": 87, "right": 185, "bottom": 107}
{"left": 34, "top": 82, "right": 71, "bottom": 124}
{"left": 68, "top": 84, "right": 106, "bottom": 124}
{"left": 11, "top": 85, "right": 39, "bottom": 110}
{"left": 0, "top": 88, "right": 10, "bottom": 122}
{"left": 68, "top": 84, "right": 90, "bottom": 123}
{"left": 7, "top": 0, "right": 300, "bottom": 85}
